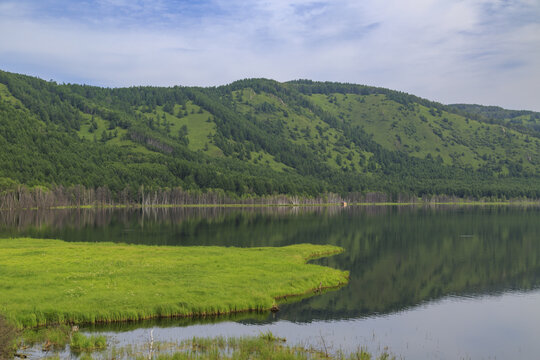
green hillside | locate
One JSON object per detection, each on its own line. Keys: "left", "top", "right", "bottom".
{"left": 0, "top": 70, "right": 539, "bottom": 202}
{"left": 448, "top": 103, "right": 540, "bottom": 137}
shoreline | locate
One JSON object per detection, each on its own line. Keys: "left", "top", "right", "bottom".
{"left": 20, "top": 280, "right": 348, "bottom": 331}
{"left": 2, "top": 200, "right": 540, "bottom": 211}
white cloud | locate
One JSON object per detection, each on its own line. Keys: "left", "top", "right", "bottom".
{"left": 0, "top": 0, "right": 539, "bottom": 110}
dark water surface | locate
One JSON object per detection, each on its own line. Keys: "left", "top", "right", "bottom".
{"left": 4, "top": 205, "right": 540, "bottom": 359}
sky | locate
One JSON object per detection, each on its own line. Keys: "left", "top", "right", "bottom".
{"left": 1, "top": 0, "right": 539, "bottom": 111}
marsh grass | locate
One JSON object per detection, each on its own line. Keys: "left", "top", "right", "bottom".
{"left": 70, "top": 332, "right": 107, "bottom": 353}
{"left": 29, "top": 333, "right": 394, "bottom": 360}
{"left": 0, "top": 238, "right": 348, "bottom": 329}
{"left": 54, "top": 332, "right": 393, "bottom": 360}
{"left": 0, "top": 315, "right": 16, "bottom": 359}
{"left": 17, "top": 327, "right": 105, "bottom": 358}
{"left": 143, "top": 333, "right": 393, "bottom": 360}
{"left": 21, "top": 324, "right": 71, "bottom": 350}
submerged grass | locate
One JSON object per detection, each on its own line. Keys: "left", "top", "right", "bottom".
{"left": 151, "top": 333, "right": 388, "bottom": 360}
{"left": 0, "top": 238, "right": 348, "bottom": 329}
{"left": 100, "top": 332, "right": 393, "bottom": 360}
{"left": 24, "top": 332, "right": 394, "bottom": 360}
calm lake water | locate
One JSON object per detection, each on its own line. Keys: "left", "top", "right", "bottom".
{"left": 4, "top": 205, "right": 540, "bottom": 359}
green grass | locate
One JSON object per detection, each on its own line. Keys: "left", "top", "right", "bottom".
{"left": 70, "top": 332, "right": 107, "bottom": 353}
{"left": 248, "top": 150, "right": 292, "bottom": 172}
{"left": 0, "top": 238, "right": 348, "bottom": 329}
{"left": 77, "top": 112, "right": 153, "bottom": 154}
{"left": 163, "top": 102, "right": 219, "bottom": 153}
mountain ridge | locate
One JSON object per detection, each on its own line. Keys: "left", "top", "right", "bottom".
{"left": 1, "top": 69, "right": 539, "bottom": 202}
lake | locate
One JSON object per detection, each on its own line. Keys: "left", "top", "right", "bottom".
{"left": 3, "top": 205, "right": 540, "bottom": 359}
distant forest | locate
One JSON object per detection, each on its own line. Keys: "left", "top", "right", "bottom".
{"left": 1, "top": 70, "right": 540, "bottom": 207}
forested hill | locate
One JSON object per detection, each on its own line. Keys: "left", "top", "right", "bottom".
{"left": 0, "top": 69, "right": 539, "bottom": 202}
{"left": 448, "top": 103, "right": 540, "bottom": 137}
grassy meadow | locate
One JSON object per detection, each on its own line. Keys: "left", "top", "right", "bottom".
{"left": 0, "top": 238, "right": 348, "bottom": 329}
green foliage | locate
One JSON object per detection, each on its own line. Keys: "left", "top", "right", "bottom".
{"left": 449, "top": 103, "right": 540, "bottom": 140}
{"left": 1, "top": 69, "right": 540, "bottom": 199}
{"left": 0, "top": 238, "right": 348, "bottom": 329}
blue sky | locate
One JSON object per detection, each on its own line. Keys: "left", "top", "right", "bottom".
{"left": 1, "top": 0, "right": 539, "bottom": 111}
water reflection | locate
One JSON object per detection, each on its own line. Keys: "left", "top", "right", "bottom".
{"left": 3, "top": 205, "right": 540, "bottom": 324}
{"left": 93, "top": 289, "right": 540, "bottom": 360}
